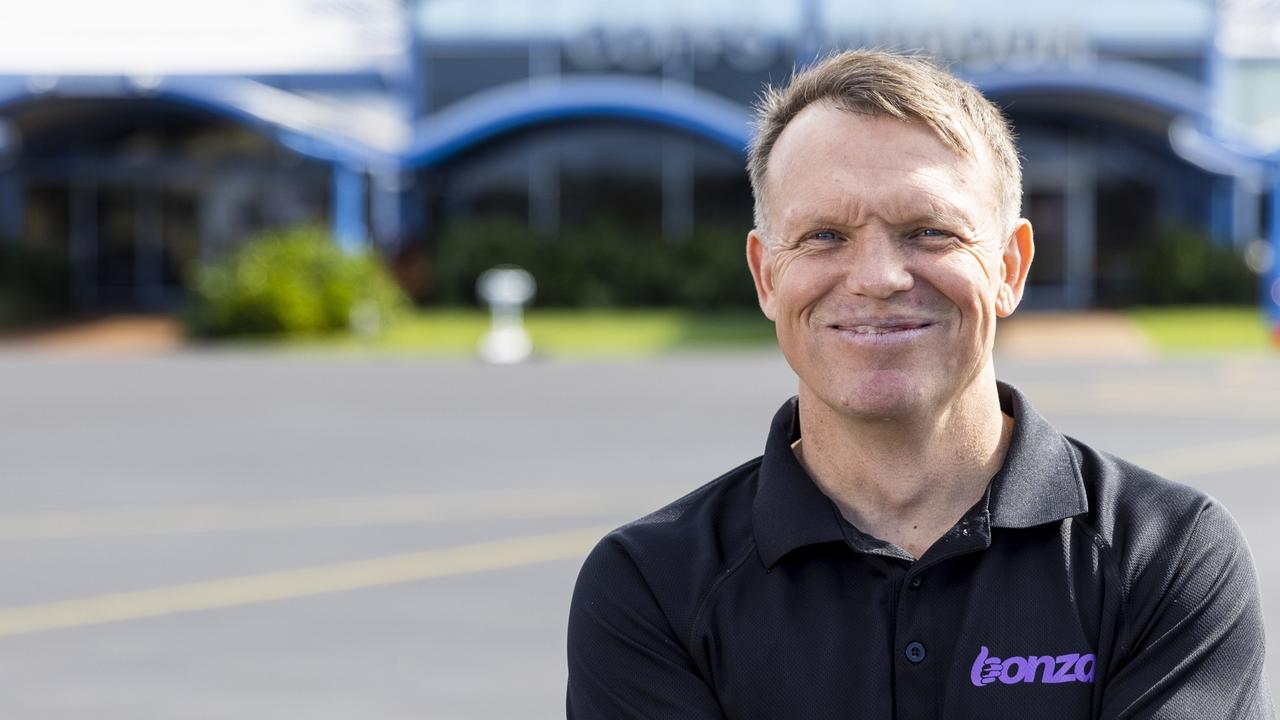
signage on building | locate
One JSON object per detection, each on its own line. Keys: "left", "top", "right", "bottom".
{"left": 561, "top": 25, "right": 1093, "bottom": 74}
{"left": 422, "top": 0, "right": 1213, "bottom": 75}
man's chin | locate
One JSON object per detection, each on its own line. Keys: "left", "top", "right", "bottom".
{"left": 815, "top": 372, "right": 933, "bottom": 420}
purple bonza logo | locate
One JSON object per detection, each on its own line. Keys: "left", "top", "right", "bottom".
{"left": 970, "top": 646, "right": 1096, "bottom": 687}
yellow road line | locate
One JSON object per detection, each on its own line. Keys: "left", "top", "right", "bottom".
{"left": 1131, "top": 435, "right": 1280, "bottom": 480}
{"left": 0, "top": 488, "right": 673, "bottom": 541}
{"left": 0, "top": 525, "right": 614, "bottom": 638}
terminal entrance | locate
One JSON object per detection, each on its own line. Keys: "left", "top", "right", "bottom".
{"left": 24, "top": 178, "right": 199, "bottom": 309}
{"left": 1021, "top": 144, "right": 1096, "bottom": 310}
{"left": 1008, "top": 107, "right": 1216, "bottom": 310}
{"left": 7, "top": 98, "right": 331, "bottom": 311}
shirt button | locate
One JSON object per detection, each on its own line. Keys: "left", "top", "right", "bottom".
{"left": 904, "top": 641, "right": 927, "bottom": 664}
{"left": 908, "top": 576, "right": 922, "bottom": 589}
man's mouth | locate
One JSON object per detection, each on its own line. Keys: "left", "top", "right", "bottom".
{"left": 827, "top": 320, "right": 936, "bottom": 344}
{"left": 834, "top": 323, "right": 931, "bottom": 335}
{"left": 830, "top": 321, "right": 933, "bottom": 335}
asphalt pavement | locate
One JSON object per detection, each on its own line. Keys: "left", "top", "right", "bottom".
{"left": 1, "top": 347, "right": 1278, "bottom": 719}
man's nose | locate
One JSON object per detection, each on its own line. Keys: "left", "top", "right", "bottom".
{"left": 842, "top": 235, "right": 914, "bottom": 299}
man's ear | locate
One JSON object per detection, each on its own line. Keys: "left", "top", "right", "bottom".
{"left": 746, "top": 229, "right": 778, "bottom": 321}
{"left": 995, "top": 219, "right": 1034, "bottom": 318}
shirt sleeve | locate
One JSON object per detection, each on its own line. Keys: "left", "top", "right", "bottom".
{"left": 1099, "top": 500, "right": 1275, "bottom": 719}
{"left": 566, "top": 534, "right": 726, "bottom": 720}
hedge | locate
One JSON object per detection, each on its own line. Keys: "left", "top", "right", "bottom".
{"left": 430, "top": 218, "right": 757, "bottom": 309}
{"left": 184, "top": 225, "right": 407, "bottom": 338}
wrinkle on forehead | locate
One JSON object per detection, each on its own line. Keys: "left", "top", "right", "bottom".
{"left": 774, "top": 163, "right": 988, "bottom": 241}
{"left": 763, "top": 104, "right": 1003, "bottom": 243}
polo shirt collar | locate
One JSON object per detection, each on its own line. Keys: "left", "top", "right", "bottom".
{"left": 987, "top": 381, "right": 1090, "bottom": 528}
{"left": 751, "top": 382, "right": 1089, "bottom": 569}
{"left": 752, "top": 397, "right": 847, "bottom": 569}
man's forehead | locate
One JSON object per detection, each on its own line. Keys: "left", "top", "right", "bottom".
{"left": 776, "top": 181, "right": 980, "bottom": 232}
{"left": 772, "top": 103, "right": 969, "bottom": 165}
{"left": 766, "top": 104, "right": 998, "bottom": 229}
{"left": 768, "top": 109, "right": 988, "bottom": 208}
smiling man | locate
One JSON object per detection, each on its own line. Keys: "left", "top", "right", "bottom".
{"left": 567, "top": 51, "right": 1273, "bottom": 719}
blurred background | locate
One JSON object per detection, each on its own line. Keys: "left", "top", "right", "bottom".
{"left": 2, "top": 1, "right": 1280, "bottom": 718}
{"left": 0, "top": 0, "right": 1277, "bottom": 337}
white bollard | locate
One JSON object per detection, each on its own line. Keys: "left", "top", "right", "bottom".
{"left": 476, "top": 265, "right": 536, "bottom": 364}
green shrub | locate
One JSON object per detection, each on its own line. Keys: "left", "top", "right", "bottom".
{"left": 1134, "top": 226, "right": 1257, "bottom": 305}
{"left": 184, "top": 225, "right": 407, "bottom": 338}
{"left": 431, "top": 218, "right": 756, "bottom": 309}
{"left": 0, "top": 240, "right": 69, "bottom": 328}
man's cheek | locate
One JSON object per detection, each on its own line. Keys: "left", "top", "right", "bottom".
{"left": 771, "top": 252, "right": 802, "bottom": 280}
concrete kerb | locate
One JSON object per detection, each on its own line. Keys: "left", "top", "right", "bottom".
{"left": 996, "top": 312, "right": 1153, "bottom": 361}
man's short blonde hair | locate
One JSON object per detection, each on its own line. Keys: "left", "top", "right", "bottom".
{"left": 747, "top": 50, "right": 1022, "bottom": 239}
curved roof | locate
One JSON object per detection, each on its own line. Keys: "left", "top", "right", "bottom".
{"left": 971, "top": 60, "right": 1267, "bottom": 176}
{"left": 401, "top": 60, "right": 1269, "bottom": 180}
{"left": 0, "top": 74, "right": 402, "bottom": 168}
{"left": 401, "top": 60, "right": 1258, "bottom": 174}
{"left": 0, "top": 60, "right": 1266, "bottom": 178}
{"left": 969, "top": 60, "right": 1209, "bottom": 120}
{"left": 402, "top": 74, "right": 753, "bottom": 168}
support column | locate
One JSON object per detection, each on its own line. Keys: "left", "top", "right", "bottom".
{"left": 1209, "top": 175, "right": 1234, "bottom": 246}
{"left": 136, "top": 183, "right": 165, "bottom": 308}
{"left": 371, "top": 171, "right": 405, "bottom": 252}
{"left": 661, "top": 49, "right": 693, "bottom": 243}
{"left": 1234, "top": 180, "right": 1261, "bottom": 249}
{"left": 661, "top": 137, "right": 693, "bottom": 242}
{"left": 407, "top": 172, "right": 430, "bottom": 243}
{"left": 70, "top": 178, "right": 97, "bottom": 309}
{"left": 0, "top": 171, "right": 22, "bottom": 242}
{"left": 0, "top": 116, "right": 19, "bottom": 243}
{"left": 528, "top": 144, "right": 560, "bottom": 237}
{"left": 331, "top": 164, "right": 368, "bottom": 253}
{"left": 1063, "top": 139, "right": 1096, "bottom": 309}
{"left": 1266, "top": 175, "right": 1280, "bottom": 343}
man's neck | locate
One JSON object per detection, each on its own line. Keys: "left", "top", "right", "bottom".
{"left": 792, "top": 377, "right": 1013, "bottom": 560}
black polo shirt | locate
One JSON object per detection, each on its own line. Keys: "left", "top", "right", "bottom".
{"left": 567, "top": 383, "right": 1273, "bottom": 719}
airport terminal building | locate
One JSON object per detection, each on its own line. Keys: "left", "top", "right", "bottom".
{"left": 1, "top": 0, "right": 1278, "bottom": 324}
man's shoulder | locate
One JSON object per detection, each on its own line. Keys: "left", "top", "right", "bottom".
{"left": 1063, "top": 435, "right": 1267, "bottom": 705}
{"left": 604, "top": 455, "right": 763, "bottom": 572}
{"left": 575, "top": 455, "right": 765, "bottom": 626}
{"left": 1066, "top": 436, "right": 1245, "bottom": 591}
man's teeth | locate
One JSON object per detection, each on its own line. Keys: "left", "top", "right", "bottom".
{"left": 846, "top": 325, "right": 921, "bottom": 335}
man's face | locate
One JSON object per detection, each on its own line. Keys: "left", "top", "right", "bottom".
{"left": 747, "top": 103, "right": 1033, "bottom": 421}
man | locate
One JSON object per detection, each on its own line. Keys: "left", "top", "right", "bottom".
{"left": 566, "top": 50, "right": 1273, "bottom": 719}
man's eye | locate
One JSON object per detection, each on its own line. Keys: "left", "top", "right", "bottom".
{"left": 806, "top": 230, "right": 841, "bottom": 243}
{"left": 913, "top": 228, "right": 958, "bottom": 244}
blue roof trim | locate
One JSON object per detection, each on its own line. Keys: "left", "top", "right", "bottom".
{"left": 0, "top": 61, "right": 1267, "bottom": 172}
{"left": 403, "top": 75, "right": 753, "bottom": 167}
{"left": 156, "top": 77, "right": 382, "bottom": 167}
{"left": 401, "top": 63, "right": 1247, "bottom": 169}
{"left": 967, "top": 60, "right": 1209, "bottom": 121}
{"left": 968, "top": 60, "right": 1277, "bottom": 173}
{"left": 0, "top": 77, "right": 34, "bottom": 109}
{"left": 0, "top": 74, "right": 385, "bottom": 168}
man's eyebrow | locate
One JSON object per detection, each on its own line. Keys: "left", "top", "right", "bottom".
{"left": 907, "top": 195, "right": 976, "bottom": 224}
{"left": 887, "top": 200, "right": 980, "bottom": 235}
{"left": 786, "top": 205, "right": 978, "bottom": 234}
{"left": 786, "top": 213, "right": 857, "bottom": 230}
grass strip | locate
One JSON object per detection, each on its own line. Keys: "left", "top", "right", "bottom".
{"left": 1128, "top": 306, "right": 1273, "bottom": 352}
{"left": 334, "top": 308, "right": 776, "bottom": 356}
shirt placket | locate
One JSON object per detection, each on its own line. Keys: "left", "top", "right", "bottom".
{"left": 890, "top": 512, "right": 992, "bottom": 720}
